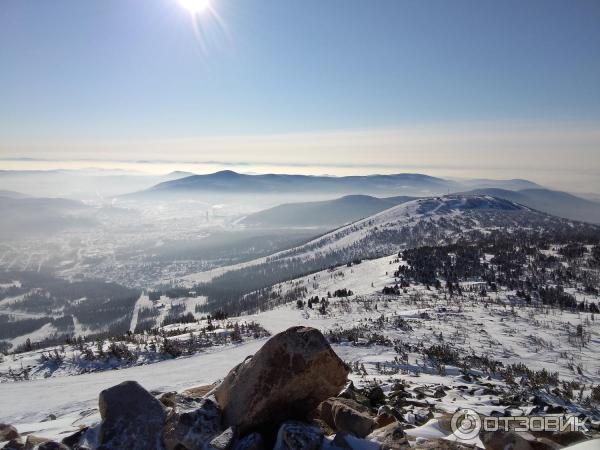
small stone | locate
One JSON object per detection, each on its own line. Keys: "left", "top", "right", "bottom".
{"left": 210, "top": 427, "right": 235, "bottom": 450}
{"left": 232, "top": 432, "right": 265, "bottom": 450}
{"left": 317, "top": 398, "right": 374, "bottom": 438}
{"left": 163, "top": 397, "right": 222, "bottom": 450}
{"left": 415, "top": 438, "right": 477, "bottom": 449}
{"left": 480, "top": 430, "right": 541, "bottom": 450}
{"left": 61, "top": 427, "right": 89, "bottom": 448}
{"left": 0, "top": 424, "right": 20, "bottom": 442}
{"left": 332, "top": 404, "right": 374, "bottom": 437}
{"left": 331, "top": 432, "right": 380, "bottom": 450}
{"left": 40, "top": 414, "right": 57, "bottom": 422}
{"left": 183, "top": 384, "right": 216, "bottom": 398}
{"left": 38, "top": 442, "right": 69, "bottom": 450}
{"left": 159, "top": 391, "right": 178, "bottom": 408}
{"left": 547, "top": 431, "right": 587, "bottom": 446}
{"left": 274, "top": 421, "right": 323, "bottom": 450}
{"left": 365, "top": 385, "right": 385, "bottom": 406}
{"left": 375, "top": 406, "right": 397, "bottom": 429}
{"left": 25, "top": 435, "right": 68, "bottom": 450}
{"left": 339, "top": 382, "right": 372, "bottom": 408}
{"left": 435, "top": 413, "right": 454, "bottom": 434}
{"left": 375, "top": 413, "right": 396, "bottom": 429}
{"left": 432, "top": 387, "right": 446, "bottom": 399}
{"left": 2, "top": 439, "right": 25, "bottom": 450}
{"left": 367, "top": 422, "right": 408, "bottom": 450}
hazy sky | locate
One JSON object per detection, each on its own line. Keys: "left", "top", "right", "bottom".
{"left": 1, "top": 0, "right": 599, "bottom": 191}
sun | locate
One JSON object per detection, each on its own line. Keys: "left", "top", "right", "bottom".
{"left": 178, "top": 0, "right": 211, "bottom": 14}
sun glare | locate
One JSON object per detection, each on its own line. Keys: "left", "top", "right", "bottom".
{"left": 179, "top": 0, "right": 211, "bottom": 14}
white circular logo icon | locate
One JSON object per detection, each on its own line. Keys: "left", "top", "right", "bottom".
{"left": 451, "top": 408, "right": 482, "bottom": 441}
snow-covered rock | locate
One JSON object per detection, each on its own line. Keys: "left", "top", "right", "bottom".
{"left": 97, "top": 380, "right": 166, "bottom": 450}
{"left": 214, "top": 326, "right": 349, "bottom": 435}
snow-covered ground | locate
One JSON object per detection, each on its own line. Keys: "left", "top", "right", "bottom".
{"left": 0, "top": 339, "right": 265, "bottom": 426}
{"left": 2, "top": 250, "right": 598, "bottom": 446}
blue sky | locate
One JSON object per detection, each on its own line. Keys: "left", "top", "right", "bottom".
{"left": 0, "top": 0, "right": 599, "bottom": 190}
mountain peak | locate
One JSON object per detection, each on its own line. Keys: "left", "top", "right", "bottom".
{"left": 212, "top": 170, "right": 242, "bottom": 177}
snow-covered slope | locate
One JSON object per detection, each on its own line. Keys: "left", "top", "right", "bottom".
{"left": 269, "top": 194, "right": 530, "bottom": 257}
{"left": 2, "top": 249, "right": 599, "bottom": 446}
{"left": 181, "top": 194, "right": 587, "bottom": 287}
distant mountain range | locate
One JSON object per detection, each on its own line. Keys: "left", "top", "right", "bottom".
{"left": 141, "top": 170, "right": 457, "bottom": 197}
{"left": 132, "top": 170, "right": 545, "bottom": 200}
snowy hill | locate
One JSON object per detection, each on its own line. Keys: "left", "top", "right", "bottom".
{"left": 263, "top": 195, "right": 529, "bottom": 259}
{"left": 182, "top": 195, "right": 596, "bottom": 296}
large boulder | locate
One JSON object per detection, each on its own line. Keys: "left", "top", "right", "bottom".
{"left": 214, "top": 326, "right": 349, "bottom": 434}
{"left": 97, "top": 380, "right": 167, "bottom": 450}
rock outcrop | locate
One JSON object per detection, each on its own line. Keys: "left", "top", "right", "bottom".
{"left": 97, "top": 381, "right": 167, "bottom": 450}
{"left": 214, "top": 326, "right": 349, "bottom": 435}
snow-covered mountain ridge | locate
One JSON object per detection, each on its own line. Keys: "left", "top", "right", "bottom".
{"left": 182, "top": 195, "right": 598, "bottom": 314}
